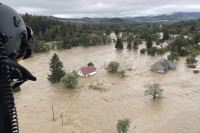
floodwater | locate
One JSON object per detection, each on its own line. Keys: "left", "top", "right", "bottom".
{"left": 15, "top": 41, "right": 200, "bottom": 133}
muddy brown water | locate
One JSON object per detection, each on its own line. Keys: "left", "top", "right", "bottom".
{"left": 15, "top": 42, "right": 200, "bottom": 133}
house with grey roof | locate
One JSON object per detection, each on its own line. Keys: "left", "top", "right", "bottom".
{"left": 160, "top": 40, "right": 175, "bottom": 48}
{"left": 151, "top": 58, "right": 176, "bottom": 73}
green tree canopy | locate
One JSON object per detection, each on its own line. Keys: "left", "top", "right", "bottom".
{"left": 126, "top": 34, "right": 133, "bottom": 44}
{"left": 186, "top": 57, "right": 198, "bottom": 66}
{"left": 48, "top": 53, "right": 66, "bottom": 83}
{"left": 105, "top": 26, "right": 111, "bottom": 36}
{"left": 117, "top": 118, "right": 131, "bottom": 133}
{"left": 133, "top": 41, "right": 138, "bottom": 50}
{"left": 167, "top": 52, "right": 179, "bottom": 62}
{"left": 117, "top": 69, "right": 126, "bottom": 78}
{"left": 162, "top": 30, "right": 169, "bottom": 41}
{"left": 62, "top": 72, "right": 78, "bottom": 88}
{"left": 140, "top": 48, "right": 146, "bottom": 54}
{"left": 88, "top": 62, "right": 94, "bottom": 66}
{"left": 127, "top": 42, "right": 132, "bottom": 50}
{"left": 107, "top": 61, "right": 120, "bottom": 73}
{"left": 146, "top": 38, "right": 153, "bottom": 49}
{"left": 145, "top": 83, "right": 163, "bottom": 99}
{"left": 115, "top": 37, "right": 123, "bottom": 49}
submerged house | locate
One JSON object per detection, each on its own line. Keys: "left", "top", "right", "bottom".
{"left": 78, "top": 65, "right": 96, "bottom": 77}
{"left": 160, "top": 40, "right": 174, "bottom": 48}
{"left": 151, "top": 58, "right": 176, "bottom": 73}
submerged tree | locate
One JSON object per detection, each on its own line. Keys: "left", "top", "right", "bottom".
{"left": 62, "top": 72, "right": 78, "bottom": 88}
{"left": 105, "top": 26, "right": 111, "bottom": 36}
{"left": 117, "top": 118, "right": 131, "bottom": 133}
{"left": 88, "top": 62, "right": 94, "bottom": 66}
{"left": 127, "top": 42, "right": 132, "bottom": 50}
{"left": 186, "top": 57, "right": 198, "bottom": 66}
{"left": 48, "top": 53, "right": 66, "bottom": 83}
{"left": 162, "top": 30, "right": 169, "bottom": 41}
{"left": 115, "top": 37, "right": 123, "bottom": 49}
{"left": 146, "top": 38, "right": 153, "bottom": 49}
{"left": 167, "top": 52, "right": 179, "bottom": 62}
{"left": 117, "top": 69, "right": 126, "bottom": 78}
{"left": 107, "top": 61, "right": 120, "bottom": 73}
{"left": 144, "top": 83, "right": 163, "bottom": 99}
{"left": 140, "top": 48, "right": 146, "bottom": 54}
{"left": 133, "top": 41, "right": 138, "bottom": 50}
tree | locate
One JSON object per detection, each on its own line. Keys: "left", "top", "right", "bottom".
{"left": 162, "top": 30, "right": 169, "bottom": 41}
{"left": 72, "top": 70, "right": 79, "bottom": 78}
{"left": 144, "top": 83, "right": 163, "bottom": 99}
{"left": 117, "top": 69, "right": 125, "bottom": 78}
{"left": 147, "top": 46, "right": 158, "bottom": 56}
{"left": 140, "top": 48, "right": 146, "bottom": 54}
{"left": 167, "top": 52, "right": 179, "bottom": 62}
{"left": 139, "top": 31, "right": 149, "bottom": 41}
{"left": 71, "top": 37, "right": 80, "bottom": 46}
{"left": 133, "top": 41, "right": 138, "bottom": 50}
{"left": 34, "top": 40, "right": 50, "bottom": 53}
{"left": 88, "top": 62, "right": 94, "bottom": 66}
{"left": 37, "top": 31, "right": 44, "bottom": 40}
{"left": 157, "top": 48, "right": 166, "bottom": 55}
{"left": 80, "top": 33, "right": 90, "bottom": 46}
{"left": 62, "top": 34, "right": 71, "bottom": 49}
{"left": 117, "top": 118, "right": 131, "bottom": 133}
{"left": 151, "top": 33, "right": 160, "bottom": 42}
{"left": 115, "top": 37, "right": 123, "bottom": 49}
{"left": 192, "top": 33, "right": 200, "bottom": 44}
{"left": 105, "top": 26, "right": 111, "bottom": 36}
{"left": 62, "top": 72, "right": 78, "bottom": 88}
{"left": 55, "top": 34, "right": 62, "bottom": 42}
{"left": 127, "top": 42, "right": 132, "bottom": 50}
{"left": 186, "top": 57, "right": 198, "bottom": 66}
{"left": 107, "top": 61, "right": 119, "bottom": 73}
{"left": 48, "top": 53, "right": 66, "bottom": 83}
{"left": 102, "top": 35, "right": 107, "bottom": 44}
{"left": 114, "top": 28, "right": 119, "bottom": 36}
{"left": 146, "top": 38, "right": 153, "bottom": 49}
{"left": 44, "top": 29, "right": 52, "bottom": 42}
{"left": 56, "top": 41, "right": 63, "bottom": 50}
{"left": 126, "top": 34, "right": 133, "bottom": 44}
{"left": 185, "top": 45, "right": 199, "bottom": 58}
{"left": 172, "top": 36, "right": 187, "bottom": 56}
{"left": 135, "top": 36, "right": 142, "bottom": 44}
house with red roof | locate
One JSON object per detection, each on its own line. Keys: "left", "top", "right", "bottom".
{"left": 78, "top": 65, "right": 96, "bottom": 77}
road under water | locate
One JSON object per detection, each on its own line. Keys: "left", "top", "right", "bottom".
{"left": 15, "top": 41, "right": 200, "bottom": 133}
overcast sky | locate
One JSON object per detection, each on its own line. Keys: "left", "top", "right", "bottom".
{"left": 2, "top": 0, "right": 200, "bottom": 18}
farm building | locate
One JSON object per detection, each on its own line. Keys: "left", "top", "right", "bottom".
{"left": 78, "top": 65, "right": 96, "bottom": 77}
{"left": 151, "top": 58, "right": 176, "bottom": 73}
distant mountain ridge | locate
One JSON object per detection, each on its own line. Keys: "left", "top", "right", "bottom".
{"left": 124, "top": 12, "right": 200, "bottom": 22}
{"left": 47, "top": 12, "right": 200, "bottom": 23}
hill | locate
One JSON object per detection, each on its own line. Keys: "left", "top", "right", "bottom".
{"left": 49, "top": 12, "right": 200, "bottom": 23}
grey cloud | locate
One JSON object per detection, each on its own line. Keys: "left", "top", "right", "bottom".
{"left": 1, "top": 0, "right": 200, "bottom": 18}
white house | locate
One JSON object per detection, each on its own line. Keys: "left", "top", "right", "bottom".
{"left": 78, "top": 65, "right": 96, "bottom": 77}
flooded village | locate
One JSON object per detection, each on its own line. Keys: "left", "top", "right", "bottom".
{"left": 2, "top": 1, "right": 200, "bottom": 133}
{"left": 15, "top": 36, "right": 200, "bottom": 133}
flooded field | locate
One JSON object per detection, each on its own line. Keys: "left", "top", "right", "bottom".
{"left": 15, "top": 42, "right": 200, "bottom": 133}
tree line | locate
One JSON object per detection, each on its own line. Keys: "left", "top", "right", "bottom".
{"left": 22, "top": 14, "right": 113, "bottom": 53}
